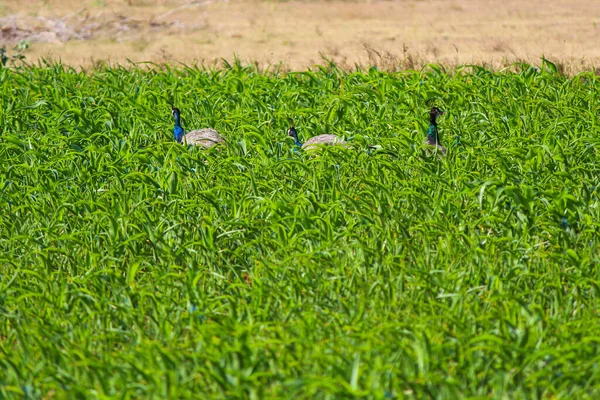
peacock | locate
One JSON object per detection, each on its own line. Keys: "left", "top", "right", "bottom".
{"left": 287, "top": 118, "right": 345, "bottom": 151}
{"left": 171, "top": 105, "right": 224, "bottom": 148}
{"left": 425, "top": 107, "right": 447, "bottom": 155}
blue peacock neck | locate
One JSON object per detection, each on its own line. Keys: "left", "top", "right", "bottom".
{"left": 427, "top": 110, "right": 441, "bottom": 144}
{"left": 290, "top": 128, "right": 302, "bottom": 147}
{"left": 427, "top": 123, "right": 438, "bottom": 143}
{"left": 173, "top": 112, "right": 184, "bottom": 143}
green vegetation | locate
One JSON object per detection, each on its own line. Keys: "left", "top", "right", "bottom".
{"left": 0, "top": 60, "right": 599, "bottom": 398}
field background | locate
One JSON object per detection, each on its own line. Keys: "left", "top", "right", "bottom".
{"left": 1, "top": 0, "right": 600, "bottom": 71}
{"left": 2, "top": 61, "right": 600, "bottom": 398}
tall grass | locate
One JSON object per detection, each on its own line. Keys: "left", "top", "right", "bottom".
{"left": 0, "top": 61, "right": 599, "bottom": 398}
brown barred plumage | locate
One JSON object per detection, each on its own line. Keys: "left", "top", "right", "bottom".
{"left": 301, "top": 134, "right": 346, "bottom": 150}
{"left": 181, "top": 128, "right": 225, "bottom": 148}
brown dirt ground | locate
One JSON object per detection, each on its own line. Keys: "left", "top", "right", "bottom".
{"left": 1, "top": 0, "right": 599, "bottom": 72}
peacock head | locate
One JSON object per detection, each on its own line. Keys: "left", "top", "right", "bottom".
{"left": 171, "top": 106, "right": 181, "bottom": 119}
{"left": 287, "top": 118, "right": 299, "bottom": 140}
{"left": 430, "top": 107, "right": 444, "bottom": 124}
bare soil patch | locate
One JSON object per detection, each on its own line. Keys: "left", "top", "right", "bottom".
{"left": 1, "top": 0, "right": 599, "bottom": 71}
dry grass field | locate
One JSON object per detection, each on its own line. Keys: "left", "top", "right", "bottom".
{"left": 1, "top": 0, "right": 599, "bottom": 71}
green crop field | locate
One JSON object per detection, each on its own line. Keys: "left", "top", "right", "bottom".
{"left": 1, "top": 60, "right": 600, "bottom": 399}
